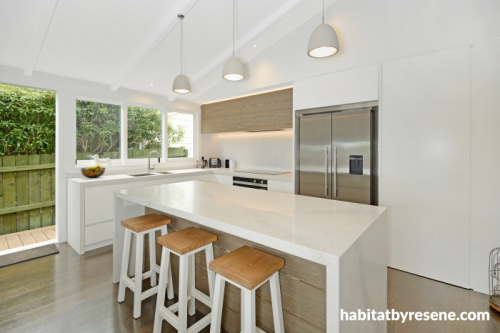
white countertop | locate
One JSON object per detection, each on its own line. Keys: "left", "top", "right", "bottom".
{"left": 115, "top": 180, "right": 386, "bottom": 264}
{"left": 70, "top": 167, "right": 292, "bottom": 186}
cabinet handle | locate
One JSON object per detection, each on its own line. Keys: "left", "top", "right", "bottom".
{"left": 333, "top": 146, "right": 337, "bottom": 197}
{"left": 325, "top": 146, "right": 329, "bottom": 196}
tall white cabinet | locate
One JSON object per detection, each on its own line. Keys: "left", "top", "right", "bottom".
{"left": 381, "top": 47, "right": 471, "bottom": 288}
{"left": 471, "top": 40, "right": 500, "bottom": 294}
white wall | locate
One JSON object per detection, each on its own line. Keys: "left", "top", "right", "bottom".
{"left": 471, "top": 40, "right": 500, "bottom": 294}
{"left": 201, "top": 131, "right": 293, "bottom": 171}
{"left": 381, "top": 47, "right": 471, "bottom": 289}
{"left": 0, "top": 65, "right": 200, "bottom": 243}
{"left": 194, "top": 0, "right": 500, "bottom": 104}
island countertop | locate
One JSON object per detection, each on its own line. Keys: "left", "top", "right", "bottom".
{"left": 115, "top": 180, "right": 386, "bottom": 264}
{"left": 113, "top": 180, "right": 388, "bottom": 333}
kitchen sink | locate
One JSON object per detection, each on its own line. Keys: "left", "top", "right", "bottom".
{"left": 128, "top": 173, "right": 158, "bottom": 177}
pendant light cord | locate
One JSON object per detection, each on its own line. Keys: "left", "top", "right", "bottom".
{"left": 322, "top": 0, "right": 325, "bottom": 24}
{"left": 232, "top": 0, "right": 235, "bottom": 57}
{"left": 180, "top": 17, "right": 184, "bottom": 75}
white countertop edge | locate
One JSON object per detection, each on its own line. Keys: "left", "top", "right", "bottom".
{"left": 115, "top": 192, "right": 334, "bottom": 266}
{"left": 70, "top": 168, "right": 292, "bottom": 187}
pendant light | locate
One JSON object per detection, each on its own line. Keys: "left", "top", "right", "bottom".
{"left": 307, "top": 0, "right": 339, "bottom": 58}
{"left": 222, "top": 0, "right": 244, "bottom": 81}
{"left": 173, "top": 14, "right": 191, "bottom": 94}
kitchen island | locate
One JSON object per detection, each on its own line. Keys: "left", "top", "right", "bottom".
{"left": 113, "top": 180, "right": 387, "bottom": 333}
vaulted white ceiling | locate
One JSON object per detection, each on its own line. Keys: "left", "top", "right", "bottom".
{"left": 0, "top": 0, "right": 331, "bottom": 102}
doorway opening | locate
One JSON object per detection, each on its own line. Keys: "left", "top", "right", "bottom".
{"left": 0, "top": 84, "right": 56, "bottom": 254}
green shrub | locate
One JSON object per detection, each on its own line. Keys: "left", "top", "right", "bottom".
{"left": 0, "top": 85, "right": 55, "bottom": 156}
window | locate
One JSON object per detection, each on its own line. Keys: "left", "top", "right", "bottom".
{"left": 76, "top": 100, "right": 121, "bottom": 160}
{"left": 127, "top": 106, "right": 162, "bottom": 159}
{"left": 168, "top": 111, "right": 194, "bottom": 158}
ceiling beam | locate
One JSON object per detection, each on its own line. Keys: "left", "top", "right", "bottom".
{"left": 109, "top": 0, "right": 199, "bottom": 92}
{"left": 186, "top": 0, "right": 311, "bottom": 101}
{"left": 24, "top": 0, "right": 59, "bottom": 77}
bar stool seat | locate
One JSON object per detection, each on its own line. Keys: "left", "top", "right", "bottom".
{"left": 118, "top": 213, "right": 174, "bottom": 319}
{"left": 209, "top": 246, "right": 285, "bottom": 333}
{"left": 121, "top": 213, "right": 171, "bottom": 232}
{"left": 157, "top": 226, "right": 217, "bottom": 255}
{"left": 154, "top": 227, "right": 217, "bottom": 333}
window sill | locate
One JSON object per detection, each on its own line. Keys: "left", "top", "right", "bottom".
{"left": 75, "top": 158, "right": 196, "bottom": 172}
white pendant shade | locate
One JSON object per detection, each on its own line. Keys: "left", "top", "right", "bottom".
{"left": 223, "top": 56, "right": 244, "bottom": 81}
{"left": 172, "top": 74, "right": 191, "bottom": 94}
{"left": 308, "top": 23, "right": 339, "bottom": 58}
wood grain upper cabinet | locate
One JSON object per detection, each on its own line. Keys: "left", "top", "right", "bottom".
{"left": 201, "top": 88, "right": 293, "bottom": 133}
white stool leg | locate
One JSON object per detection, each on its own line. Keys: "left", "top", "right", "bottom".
{"left": 161, "top": 226, "right": 175, "bottom": 300}
{"left": 210, "top": 274, "right": 225, "bottom": 333}
{"left": 242, "top": 288, "right": 256, "bottom": 333}
{"left": 133, "top": 233, "right": 144, "bottom": 319}
{"left": 270, "top": 272, "right": 285, "bottom": 333}
{"left": 188, "top": 254, "right": 196, "bottom": 316}
{"left": 149, "top": 230, "right": 157, "bottom": 287}
{"left": 205, "top": 245, "right": 215, "bottom": 302}
{"left": 153, "top": 247, "right": 170, "bottom": 333}
{"left": 178, "top": 254, "right": 189, "bottom": 333}
{"left": 118, "top": 229, "right": 131, "bottom": 303}
{"left": 241, "top": 288, "right": 245, "bottom": 331}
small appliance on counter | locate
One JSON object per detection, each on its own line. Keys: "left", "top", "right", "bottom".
{"left": 225, "top": 159, "right": 236, "bottom": 169}
{"left": 209, "top": 158, "right": 221, "bottom": 168}
{"left": 197, "top": 156, "right": 208, "bottom": 168}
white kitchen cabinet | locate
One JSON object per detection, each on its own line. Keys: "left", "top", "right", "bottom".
{"left": 471, "top": 40, "right": 500, "bottom": 294}
{"left": 294, "top": 65, "right": 379, "bottom": 110}
{"left": 68, "top": 175, "right": 204, "bottom": 255}
{"left": 213, "top": 174, "right": 232, "bottom": 185}
{"left": 85, "top": 184, "right": 133, "bottom": 226}
{"left": 381, "top": 46, "right": 471, "bottom": 289}
{"left": 268, "top": 180, "right": 294, "bottom": 193}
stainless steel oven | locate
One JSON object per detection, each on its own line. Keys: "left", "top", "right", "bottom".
{"left": 232, "top": 176, "right": 268, "bottom": 190}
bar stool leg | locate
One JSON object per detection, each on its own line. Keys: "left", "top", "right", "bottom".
{"left": 205, "top": 245, "right": 215, "bottom": 301}
{"left": 242, "top": 288, "right": 256, "bottom": 333}
{"left": 241, "top": 288, "right": 246, "bottom": 331}
{"left": 149, "top": 231, "right": 157, "bottom": 287}
{"left": 210, "top": 274, "right": 225, "bottom": 333}
{"left": 153, "top": 247, "right": 170, "bottom": 333}
{"left": 270, "top": 272, "right": 285, "bottom": 333}
{"left": 188, "top": 254, "right": 196, "bottom": 316}
{"left": 133, "top": 233, "right": 144, "bottom": 319}
{"left": 178, "top": 255, "right": 189, "bottom": 333}
{"left": 167, "top": 260, "right": 174, "bottom": 300}
{"left": 118, "top": 229, "right": 131, "bottom": 303}
{"left": 160, "top": 225, "right": 175, "bottom": 300}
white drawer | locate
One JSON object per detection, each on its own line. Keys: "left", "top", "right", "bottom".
{"left": 85, "top": 221, "right": 114, "bottom": 246}
{"left": 85, "top": 183, "right": 133, "bottom": 225}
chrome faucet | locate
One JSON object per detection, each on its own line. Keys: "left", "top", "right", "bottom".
{"left": 147, "top": 150, "right": 159, "bottom": 174}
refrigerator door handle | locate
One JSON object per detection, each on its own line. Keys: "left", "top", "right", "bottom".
{"left": 333, "top": 146, "right": 337, "bottom": 197}
{"left": 325, "top": 146, "right": 329, "bottom": 196}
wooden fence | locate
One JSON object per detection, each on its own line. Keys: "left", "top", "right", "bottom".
{"left": 0, "top": 154, "right": 55, "bottom": 236}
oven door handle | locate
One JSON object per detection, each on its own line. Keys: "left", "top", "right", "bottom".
{"left": 232, "top": 180, "right": 268, "bottom": 188}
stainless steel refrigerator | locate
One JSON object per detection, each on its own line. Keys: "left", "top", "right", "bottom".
{"left": 297, "top": 103, "right": 378, "bottom": 205}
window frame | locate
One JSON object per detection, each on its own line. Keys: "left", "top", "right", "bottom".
{"left": 165, "top": 108, "right": 197, "bottom": 162}
{"left": 75, "top": 96, "right": 123, "bottom": 167}
{"left": 75, "top": 96, "right": 198, "bottom": 166}
{"left": 122, "top": 102, "right": 166, "bottom": 165}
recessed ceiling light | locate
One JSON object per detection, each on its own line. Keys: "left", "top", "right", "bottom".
{"left": 150, "top": 83, "right": 154, "bottom": 86}
{"left": 253, "top": 44, "right": 257, "bottom": 48}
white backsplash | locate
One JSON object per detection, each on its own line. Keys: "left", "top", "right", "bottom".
{"left": 201, "top": 131, "right": 293, "bottom": 171}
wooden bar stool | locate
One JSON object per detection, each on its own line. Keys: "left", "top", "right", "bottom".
{"left": 209, "top": 246, "right": 285, "bottom": 333}
{"left": 118, "top": 213, "right": 174, "bottom": 319}
{"left": 154, "top": 227, "right": 217, "bottom": 333}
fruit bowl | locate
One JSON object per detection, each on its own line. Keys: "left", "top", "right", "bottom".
{"left": 81, "top": 165, "right": 106, "bottom": 178}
